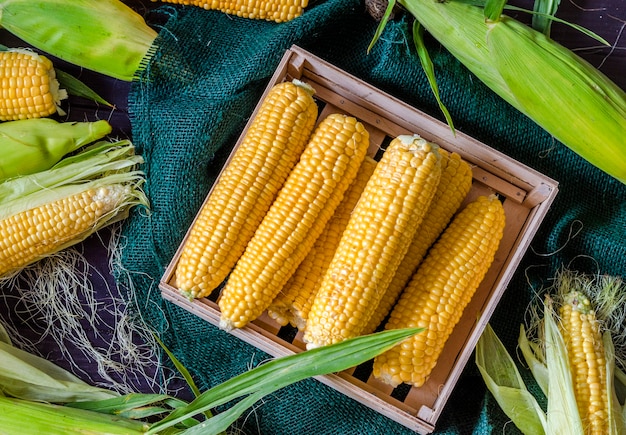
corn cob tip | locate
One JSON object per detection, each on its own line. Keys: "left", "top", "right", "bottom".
{"left": 291, "top": 79, "right": 316, "bottom": 96}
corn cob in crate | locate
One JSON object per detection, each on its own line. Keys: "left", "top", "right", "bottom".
{"left": 303, "top": 135, "right": 442, "bottom": 349}
{"left": 267, "top": 156, "right": 378, "bottom": 329}
{"left": 373, "top": 194, "right": 505, "bottom": 387}
{"left": 174, "top": 80, "right": 318, "bottom": 299}
{"left": 362, "top": 149, "right": 472, "bottom": 335}
{"left": 218, "top": 113, "right": 370, "bottom": 331}
{"left": 0, "top": 49, "right": 67, "bottom": 121}
{"left": 154, "top": 0, "right": 309, "bottom": 23}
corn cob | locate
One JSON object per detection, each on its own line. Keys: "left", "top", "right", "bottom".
{"left": 0, "top": 184, "right": 137, "bottom": 277}
{"left": 559, "top": 291, "right": 609, "bottom": 435}
{"left": 154, "top": 0, "right": 309, "bottom": 23}
{"left": 362, "top": 149, "right": 472, "bottom": 335}
{"left": 373, "top": 194, "right": 505, "bottom": 387}
{"left": 0, "top": 49, "right": 67, "bottom": 121}
{"left": 218, "top": 113, "right": 370, "bottom": 331}
{"left": 385, "top": 0, "right": 626, "bottom": 184}
{"left": 174, "top": 80, "right": 318, "bottom": 299}
{"left": 267, "top": 156, "right": 377, "bottom": 329}
{"left": 303, "top": 135, "right": 442, "bottom": 349}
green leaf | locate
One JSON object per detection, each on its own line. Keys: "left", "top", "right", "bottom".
{"left": 55, "top": 69, "right": 112, "bottom": 106}
{"left": 154, "top": 334, "right": 202, "bottom": 399}
{"left": 367, "top": 0, "right": 397, "bottom": 54}
{"left": 518, "top": 324, "right": 549, "bottom": 397}
{"left": 411, "top": 20, "right": 455, "bottom": 134}
{"left": 476, "top": 324, "right": 546, "bottom": 435}
{"left": 484, "top": 0, "right": 506, "bottom": 21}
{"left": 532, "top": 0, "right": 560, "bottom": 36}
{"left": 147, "top": 328, "right": 423, "bottom": 434}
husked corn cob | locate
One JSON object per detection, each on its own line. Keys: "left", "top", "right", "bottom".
{"left": 267, "top": 156, "right": 377, "bottom": 329}
{"left": 154, "top": 0, "right": 308, "bottom": 23}
{"left": 218, "top": 113, "right": 370, "bottom": 331}
{"left": 0, "top": 184, "right": 131, "bottom": 276}
{"left": 362, "top": 150, "right": 472, "bottom": 335}
{"left": 0, "top": 49, "right": 67, "bottom": 121}
{"left": 174, "top": 80, "right": 318, "bottom": 299}
{"left": 559, "top": 291, "right": 609, "bottom": 435}
{"left": 373, "top": 194, "right": 505, "bottom": 387}
{"left": 304, "top": 135, "right": 442, "bottom": 349}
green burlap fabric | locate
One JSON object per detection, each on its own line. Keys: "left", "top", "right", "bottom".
{"left": 117, "top": 0, "right": 626, "bottom": 433}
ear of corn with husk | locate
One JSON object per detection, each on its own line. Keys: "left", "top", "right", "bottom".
{"left": 0, "top": 118, "right": 112, "bottom": 182}
{"left": 0, "top": 0, "right": 158, "bottom": 81}
{"left": 373, "top": 0, "right": 626, "bottom": 184}
{"left": 0, "top": 140, "right": 148, "bottom": 277}
{"left": 476, "top": 269, "right": 626, "bottom": 435}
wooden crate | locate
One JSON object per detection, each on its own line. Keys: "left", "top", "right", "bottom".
{"left": 159, "top": 45, "right": 558, "bottom": 434}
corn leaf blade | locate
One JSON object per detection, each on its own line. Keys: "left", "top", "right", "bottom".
{"left": 518, "top": 324, "right": 549, "bottom": 397}
{"left": 147, "top": 328, "right": 423, "bottom": 433}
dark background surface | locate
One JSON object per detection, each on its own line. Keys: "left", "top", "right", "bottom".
{"left": 0, "top": 0, "right": 624, "bottom": 430}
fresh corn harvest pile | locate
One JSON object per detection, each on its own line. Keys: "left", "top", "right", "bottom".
{"left": 172, "top": 79, "right": 507, "bottom": 388}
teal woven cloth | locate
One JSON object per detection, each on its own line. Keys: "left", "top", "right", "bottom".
{"left": 118, "top": 1, "right": 626, "bottom": 433}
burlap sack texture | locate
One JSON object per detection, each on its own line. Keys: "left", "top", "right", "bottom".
{"left": 117, "top": 1, "right": 626, "bottom": 433}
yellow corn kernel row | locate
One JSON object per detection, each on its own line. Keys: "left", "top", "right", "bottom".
{"left": 373, "top": 194, "right": 505, "bottom": 388}
{"left": 559, "top": 291, "right": 609, "bottom": 435}
{"left": 174, "top": 80, "right": 318, "bottom": 299}
{"left": 0, "top": 185, "right": 130, "bottom": 276}
{"left": 154, "top": 0, "right": 308, "bottom": 23}
{"left": 303, "top": 135, "right": 443, "bottom": 349}
{"left": 361, "top": 149, "right": 472, "bottom": 335}
{"left": 217, "top": 113, "right": 370, "bottom": 331}
{"left": 0, "top": 49, "right": 67, "bottom": 121}
{"left": 267, "top": 156, "right": 377, "bottom": 329}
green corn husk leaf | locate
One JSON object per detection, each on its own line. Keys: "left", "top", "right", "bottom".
{"left": 0, "top": 322, "right": 117, "bottom": 403}
{"left": 68, "top": 393, "right": 200, "bottom": 427}
{"left": 0, "top": 118, "right": 112, "bottom": 182}
{"left": 543, "top": 296, "right": 585, "bottom": 434}
{"left": 0, "top": 0, "right": 158, "bottom": 81}
{"left": 532, "top": 0, "right": 560, "bottom": 36}
{"left": 0, "top": 340, "right": 119, "bottom": 403}
{"left": 603, "top": 331, "right": 626, "bottom": 434}
{"left": 518, "top": 324, "right": 549, "bottom": 397}
{"left": 55, "top": 69, "right": 112, "bottom": 106}
{"left": 147, "top": 328, "right": 424, "bottom": 435}
{"left": 393, "top": 0, "right": 626, "bottom": 184}
{"left": 476, "top": 324, "right": 547, "bottom": 435}
{"left": 0, "top": 396, "right": 149, "bottom": 435}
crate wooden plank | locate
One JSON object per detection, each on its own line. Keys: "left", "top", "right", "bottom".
{"left": 159, "top": 45, "right": 558, "bottom": 434}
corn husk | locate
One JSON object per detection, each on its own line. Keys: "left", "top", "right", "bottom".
{"left": 476, "top": 324, "right": 547, "bottom": 435}
{"left": 375, "top": 0, "right": 626, "bottom": 184}
{"left": 0, "top": 0, "right": 157, "bottom": 81}
{"left": 0, "top": 118, "right": 112, "bottom": 182}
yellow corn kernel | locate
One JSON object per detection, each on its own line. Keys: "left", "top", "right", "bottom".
{"left": 362, "top": 150, "right": 472, "bottom": 335}
{"left": 218, "top": 113, "right": 370, "bottom": 331}
{"left": 0, "top": 49, "right": 67, "bottom": 121}
{"left": 174, "top": 80, "right": 318, "bottom": 299}
{"left": 303, "top": 135, "right": 442, "bottom": 349}
{"left": 153, "top": 0, "right": 308, "bottom": 23}
{"left": 559, "top": 291, "right": 608, "bottom": 435}
{"left": 0, "top": 185, "right": 128, "bottom": 276}
{"left": 373, "top": 194, "right": 505, "bottom": 387}
{"left": 267, "top": 156, "right": 377, "bottom": 329}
